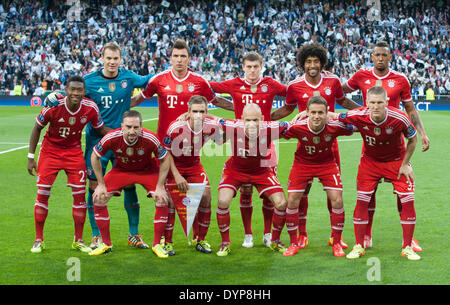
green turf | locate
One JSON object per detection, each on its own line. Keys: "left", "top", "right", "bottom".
{"left": 0, "top": 106, "right": 449, "bottom": 285}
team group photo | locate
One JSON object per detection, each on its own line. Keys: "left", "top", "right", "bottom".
{"left": 1, "top": 0, "right": 449, "bottom": 287}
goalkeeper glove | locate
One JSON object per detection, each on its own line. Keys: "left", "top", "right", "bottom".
{"left": 43, "top": 91, "right": 64, "bottom": 108}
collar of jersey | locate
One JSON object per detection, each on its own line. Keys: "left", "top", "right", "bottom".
{"left": 98, "top": 68, "right": 121, "bottom": 80}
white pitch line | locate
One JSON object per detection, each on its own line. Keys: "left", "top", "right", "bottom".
{"left": 0, "top": 117, "right": 160, "bottom": 155}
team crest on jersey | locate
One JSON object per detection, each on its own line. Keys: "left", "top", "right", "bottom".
{"left": 324, "top": 135, "right": 332, "bottom": 142}
{"left": 388, "top": 80, "right": 395, "bottom": 88}
{"left": 137, "top": 148, "right": 145, "bottom": 155}
{"left": 188, "top": 83, "right": 195, "bottom": 92}
{"left": 375, "top": 80, "right": 383, "bottom": 86}
{"left": 385, "top": 127, "right": 393, "bottom": 134}
{"left": 126, "top": 147, "right": 134, "bottom": 156}
{"left": 80, "top": 116, "right": 87, "bottom": 124}
{"left": 69, "top": 117, "right": 76, "bottom": 125}
{"left": 251, "top": 85, "right": 257, "bottom": 93}
{"left": 313, "top": 90, "right": 321, "bottom": 97}
{"left": 261, "top": 85, "right": 268, "bottom": 92}
{"left": 109, "top": 82, "right": 116, "bottom": 92}
{"left": 313, "top": 137, "right": 321, "bottom": 144}
{"left": 374, "top": 127, "right": 381, "bottom": 135}
{"left": 176, "top": 84, "right": 183, "bottom": 93}
{"left": 163, "top": 136, "right": 172, "bottom": 146}
{"left": 324, "top": 87, "right": 332, "bottom": 96}
{"left": 121, "top": 80, "right": 128, "bottom": 89}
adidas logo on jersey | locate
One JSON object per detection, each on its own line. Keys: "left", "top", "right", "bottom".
{"left": 240, "top": 85, "right": 246, "bottom": 90}
{"left": 165, "top": 85, "right": 171, "bottom": 90}
{"left": 303, "top": 93, "right": 309, "bottom": 98}
{"left": 58, "top": 118, "right": 65, "bottom": 123}
{"left": 365, "top": 80, "right": 371, "bottom": 84}
{"left": 98, "top": 87, "right": 104, "bottom": 92}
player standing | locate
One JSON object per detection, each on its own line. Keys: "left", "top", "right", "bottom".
{"left": 210, "top": 104, "right": 290, "bottom": 256}
{"left": 335, "top": 86, "right": 420, "bottom": 261}
{"left": 163, "top": 95, "right": 223, "bottom": 254}
{"left": 89, "top": 110, "right": 171, "bottom": 258}
{"left": 45, "top": 42, "right": 154, "bottom": 250}
{"left": 27, "top": 76, "right": 110, "bottom": 253}
{"left": 342, "top": 40, "right": 429, "bottom": 251}
{"left": 209, "top": 51, "right": 287, "bottom": 249}
{"left": 131, "top": 39, "right": 233, "bottom": 255}
{"left": 271, "top": 43, "right": 360, "bottom": 249}
{"left": 281, "top": 96, "right": 354, "bottom": 257}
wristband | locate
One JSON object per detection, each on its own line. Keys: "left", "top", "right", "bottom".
{"left": 27, "top": 153, "right": 35, "bottom": 159}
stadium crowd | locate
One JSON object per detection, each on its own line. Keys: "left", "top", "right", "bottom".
{"left": 0, "top": 0, "right": 448, "bottom": 97}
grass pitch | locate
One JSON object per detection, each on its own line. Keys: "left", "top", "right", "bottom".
{"left": 0, "top": 106, "right": 449, "bottom": 285}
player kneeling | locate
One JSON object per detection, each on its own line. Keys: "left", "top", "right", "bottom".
{"left": 89, "top": 110, "right": 171, "bottom": 258}
{"left": 162, "top": 96, "right": 224, "bottom": 255}
{"left": 282, "top": 96, "right": 354, "bottom": 257}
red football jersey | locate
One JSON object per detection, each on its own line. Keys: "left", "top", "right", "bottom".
{"left": 36, "top": 97, "right": 103, "bottom": 151}
{"left": 140, "top": 68, "right": 216, "bottom": 140}
{"left": 218, "top": 119, "right": 289, "bottom": 173}
{"left": 163, "top": 118, "right": 221, "bottom": 175}
{"left": 94, "top": 128, "right": 166, "bottom": 171}
{"left": 345, "top": 67, "right": 412, "bottom": 108}
{"left": 283, "top": 118, "right": 354, "bottom": 165}
{"left": 210, "top": 76, "right": 286, "bottom": 120}
{"left": 285, "top": 72, "right": 344, "bottom": 112}
{"left": 338, "top": 106, "right": 417, "bottom": 162}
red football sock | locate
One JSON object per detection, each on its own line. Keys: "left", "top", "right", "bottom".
{"left": 94, "top": 203, "right": 111, "bottom": 246}
{"left": 366, "top": 189, "right": 377, "bottom": 238}
{"left": 298, "top": 196, "right": 308, "bottom": 237}
{"left": 239, "top": 193, "right": 253, "bottom": 235}
{"left": 164, "top": 207, "right": 175, "bottom": 243}
{"left": 271, "top": 207, "right": 286, "bottom": 242}
{"left": 399, "top": 194, "right": 416, "bottom": 248}
{"left": 285, "top": 207, "right": 299, "bottom": 245}
{"left": 192, "top": 213, "right": 199, "bottom": 240}
{"left": 34, "top": 187, "right": 50, "bottom": 241}
{"left": 197, "top": 206, "right": 211, "bottom": 241}
{"left": 216, "top": 206, "right": 230, "bottom": 244}
{"left": 354, "top": 191, "right": 372, "bottom": 246}
{"left": 154, "top": 204, "right": 168, "bottom": 246}
{"left": 71, "top": 187, "right": 87, "bottom": 242}
{"left": 331, "top": 207, "right": 345, "bottom": 245}
{"left": 262, "top": 199, "right": 273, "bottom": 234}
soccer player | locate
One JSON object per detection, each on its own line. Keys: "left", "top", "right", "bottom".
{"left": 89, "top": 110, "right": 171, "bottom": 258}
{"left": 281, "top": 96, "right": 354, "bottom": 257}
{"left": 334, "top": 86, "right": 420, "bottom": 261}
{"left": 131, "top": 39, "right": 233, "bottom": 254}
{"left": 27, "top": 76, "right": 110, "bottom": 253}
{"left": 342, "top": 40, "right": 428, "bottom": 251}
{"left": 162, "top": 95, "right": 223, "bottom": 255}
{"left": 209, "top": 51, "right": 287, "bottom": 249}
{"left": 270, "top": 42, "right": 360, "bottom": 249}
{"left": 210, "top": 103, "right": 290, "bottom": 257}
{"left": 45, "top": 42, "right": 153, "bottom": 250}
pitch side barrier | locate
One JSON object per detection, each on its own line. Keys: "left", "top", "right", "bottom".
{"left": 1, "top": 95, "right": 449, "bottom": 111}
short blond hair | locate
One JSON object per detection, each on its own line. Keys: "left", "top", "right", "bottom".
{"left": 102, "top": 41, "right": 122, "bottom": 56}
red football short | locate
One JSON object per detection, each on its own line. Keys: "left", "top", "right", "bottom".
{"left": 37, "top": 146, "right": 86, "bottom": 188}
{"left": 104, "top": 168, "right": 160, "bottom": 197}
{"left": 166, "top": 166, "right": 210, "bottom": 188}
{"left": 218, "top": 165, "right": 283, "bottom": 199}
{"left": 357, "top": 155, "right": 414, "bottom": 195}
{"left": 287, "top": 162, "right": 342, "bottom": 193}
